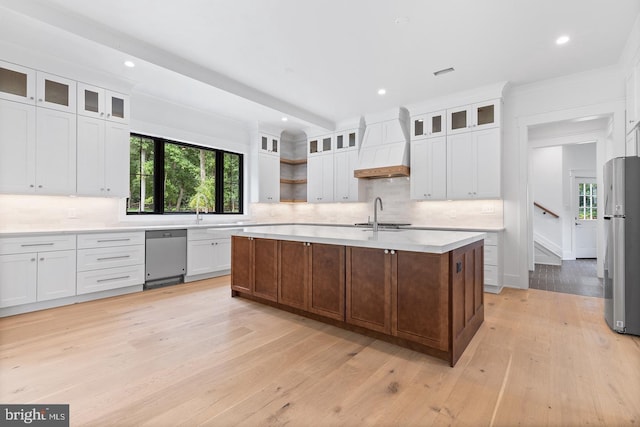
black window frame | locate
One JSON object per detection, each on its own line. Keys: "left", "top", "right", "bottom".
{"left": 128, "top": 133, "right": 243, "bottom": 215}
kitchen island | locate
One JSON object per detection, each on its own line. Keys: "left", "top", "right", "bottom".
{"left": 229, "top": 225, "right": 485, "bottom": 366}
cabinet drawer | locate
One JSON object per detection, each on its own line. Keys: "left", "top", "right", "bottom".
{"left": 77, "top": 231, "right": 145, "bottom": 249}
{"left": 77, "top": 264, "right": 144, "bottom": 294}
{"left": 484, "top": 265, "right": 498, "bottom": 285}
{"left": 188, "top": 228, "right": 238, "bottom": 241}
{"left": 77, "top": 245, "right": 144, "bottom": 272}
{"left": 484, "top": 232, "right": 498, "bottom": 246}
{"left": 484, "top": 245, "right": 498, "bottom": 265}
{"left": 0, "top": 235, "right": 76, "bottom": 255}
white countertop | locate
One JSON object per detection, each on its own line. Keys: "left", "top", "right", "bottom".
{"left": 230, "top": 225, "right": 485, "bottom": 254}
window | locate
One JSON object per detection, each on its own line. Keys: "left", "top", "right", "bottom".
{"left": 578, "top": 182, "right": 597, "bottom": 220}
{"left": 128, "top": 133, "right": 243, "bottom": 215}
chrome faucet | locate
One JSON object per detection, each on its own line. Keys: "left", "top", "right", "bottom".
{"left": 194, "top": 193, "right": 208, "bottom": 224}
{"left": 373, "top": 197, "right": 383, "bottom": 232}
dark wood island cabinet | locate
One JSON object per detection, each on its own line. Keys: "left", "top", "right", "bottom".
{"left": 230, "top": 227, "right": 484, "bottom": 367}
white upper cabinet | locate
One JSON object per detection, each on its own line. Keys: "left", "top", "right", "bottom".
{"left": 335, "top": 129, "right": 359, "bottom": 150}
{"left": 334, "top": 148, "right": 360, "bottom": 202}
{"left": 308, "top": 134, "right": 333, "bottom": 156}
{"left": 411, "top": 110, "right": 446, "bottom": 139}
{"left": 447, "top": 127, "right": 500, "bottom": 199}
{"left": 36, "top": 108, "right": 77, "bottom": 195}
{"left": 410, "top": 137, "right": 447, "bottom": 200}
{"left": 77, "top": 117, "right": 129, "bottom": 197}
{"left": 0, "top": 100, "right": 36, "bottom": 194}
{"left": 0, "top": 60, "right": 36, "bottom": 104}
{"left": 447, "top": 99, "right": 500, "bottom": 135}
{"left": 78, "top": 84, "right": 129, "bottom": 124}
{"left": 307, "top": 152, "right": 334, "bottom": 202}
{"left": 257, "top": 152, "right": 280, "bottom": 202}
{"left": 260, "top": 133, "right": 279, "bottom": 156}
{"left": 36, "top": 72, "right": 76, "bottom": 113}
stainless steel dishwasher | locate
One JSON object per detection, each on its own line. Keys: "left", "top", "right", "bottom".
{"left": 145, "top": 229, "right": 187, "bottom": 288}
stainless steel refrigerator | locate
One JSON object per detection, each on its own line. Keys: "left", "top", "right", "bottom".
{"left": 603, "top": 156, "right": 640, "bottom": 335}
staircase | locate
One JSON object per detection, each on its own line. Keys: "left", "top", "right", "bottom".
{"left": 534, "top": 233, "right": 562, "bottom": 266}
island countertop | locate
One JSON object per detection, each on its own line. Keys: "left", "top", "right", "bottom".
{"left": 228, "top": 225, "right": 485, "bottom": 254}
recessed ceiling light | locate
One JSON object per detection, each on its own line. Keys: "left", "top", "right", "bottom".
{"left": 394, "top": 16, "right": 410, "bottom": 25}
{"left": 124, "top": 60, "right": 135, "bottom": 68}
{"left": 556, "top": 35, "right": 570, "bottom": 45}
{"left": 281, "top": 117, "right": 288, "bottom": 122}
{"left": 433, "top": 67, "right": 455, "bottom": 76}
{"left": 377, "top": 88, "right": 386, "bottom": 95}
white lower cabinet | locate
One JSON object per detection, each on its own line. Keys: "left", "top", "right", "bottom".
{"left": 76, "top": 231, "right": 145, "bottom": 295}
{"left": 482, "top": 231, "right": 503, "bottom": 294}
{"left": 186, "top": 229, "right": 232, "bottom": 278}
{"left": 0, "top": 235, "right": 76, "bottom": 308}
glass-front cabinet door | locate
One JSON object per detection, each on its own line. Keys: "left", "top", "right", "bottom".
{"left": 447, "top": 100, "right": 500, "bottom": 135}
{"left": 0, "top": 60, "right": 36, "bottom": 105}
{"left": 36, "top": 72, "right": 76, "bottom": 113}
{"left": 105, "top": 90, "right": 130, "bottom": 124}
{"left": 336, "top": 129, "right": 358, "bottom": 150}
{"left": 412, "top": 111, "right": 446, "bottom": 139}
{"left": 77, "top": 83, "right": 105, "bottom": 119}
{"left": 309, "top": 133, "right": 333, "bottom": 155}
{"left": 259, "top": 134, "right": 279, "bottom": 155}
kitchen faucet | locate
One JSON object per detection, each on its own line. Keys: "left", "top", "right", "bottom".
{"left": 194, "top": 193, "right": 208, "bottom": 224}
{"left": 373, "top": 197, "right": 383, "bottom": 232}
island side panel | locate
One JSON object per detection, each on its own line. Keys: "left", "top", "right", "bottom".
{"left": 450, "top": 240, "right": 485, "bottom": 366}
{"left": 345, "top": 246, "right": 392, "bottom": 334}
{"left": 392, "top": 251, "right": 450, "bottom": 352}
{"left": 278, "top": 240, "right": 309, "bottom": 309}
{"left": 231, "top": 236, "right": 253, "bottom": 296}
{"left": 308, "top": 243, "right": 345, "bottom": 321}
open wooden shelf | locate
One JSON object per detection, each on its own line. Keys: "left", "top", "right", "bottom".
{"left": 280, "top": 178, "right": 307, "bottom": 184}
{"left": 280, "top": 158, "right": 307, "bottom": 165}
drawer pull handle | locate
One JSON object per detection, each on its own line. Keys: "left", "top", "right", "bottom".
{"left": 97, "top": 275, "right": 130, "bottom": 283}
{"left": 96, "top": 255, "right": 131, "bottom": 261}
{"left": 21, "top": 243, "right": 55, "bottom": 247}
{"left": 97, "top": 238, "right": 131, "bottom": 243}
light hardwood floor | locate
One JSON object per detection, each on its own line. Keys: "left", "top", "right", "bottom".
{"left": 1, "top": 277, "right": 639, "bottom": 426}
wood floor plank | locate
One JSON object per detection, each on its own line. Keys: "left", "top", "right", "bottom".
{"left": 1, "top": 277, "right": 639, "bottom": 426}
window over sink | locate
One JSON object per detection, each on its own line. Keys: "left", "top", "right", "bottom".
{"left": 128, "top": 133, "right": 243, "bottom": 215}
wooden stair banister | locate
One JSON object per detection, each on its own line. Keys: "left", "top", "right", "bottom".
{"left": 534, "top": 202, "right": 560, "bottom": 218}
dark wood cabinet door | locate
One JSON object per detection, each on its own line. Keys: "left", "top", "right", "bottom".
{"left": 278, "top": 240, "right": 308, "bottom": 309}
{"left": 346, "top": 246, "right": 391, "bottom": 334}
{"left": 231, "top": 236, "right": 253, "bottom": 294}
{"left": 308, "top": 243, "right": 345, "bottom": 321}
{"left": 253, "top": 238, "right": 278, "bottom": 302}
{"left": 392, "top": 251, "right": 449, "bottom": 351}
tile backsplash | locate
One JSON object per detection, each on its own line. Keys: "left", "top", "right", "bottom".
{"left": 0, "top": 178, "right": 502, "bottom": 231}
{"left": 252, "top": 177, "right": 504, "bottom": 228}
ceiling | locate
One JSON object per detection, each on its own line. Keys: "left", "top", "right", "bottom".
{"left": 0, "top": 0, "right": 638, "bottom": 134}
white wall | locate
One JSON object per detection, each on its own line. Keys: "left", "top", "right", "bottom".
{"left": 531, "top": 146, "right": 563, "bottom": 254}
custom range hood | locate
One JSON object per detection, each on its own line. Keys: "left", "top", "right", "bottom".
{"left": 354, "top": 107, "right": 410, "bottom": 179}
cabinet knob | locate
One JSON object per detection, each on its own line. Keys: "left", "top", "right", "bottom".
{"left": 38, "top": 185, "right": 43, "bottom": 188}
{"left": 384, "top": 249, "right": 389, "bottom": 254}
{"left": 100, "top": 188, "right": 105, "bottom": 191}
{"left": 30, "top": 258, "right": 35, "bottom": 262}
{"left": 100, "top": 112, "right": 105, "bottom": 116}
{"left": 40, "top": 257, "right": 44, "bottom": 261}
{"left": 30, "top": 184, "right": 34, "bottom": 188}
{"left": 631, "top": 120, "right": 635, "bottom": 123}
{"left": 107, "top": 188, "right": 111, "bottom": 192}
{"left": 38, "top": 98, "right": 43, "bottom": 102}
{"left": 107, "top": 113, "right": 111, "bottom": 117}
{"left": 390, "top": 250, "right": 396, "bottom": 255}
{"left": 30, "top": 96, "right": 34, "bottom": 100}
